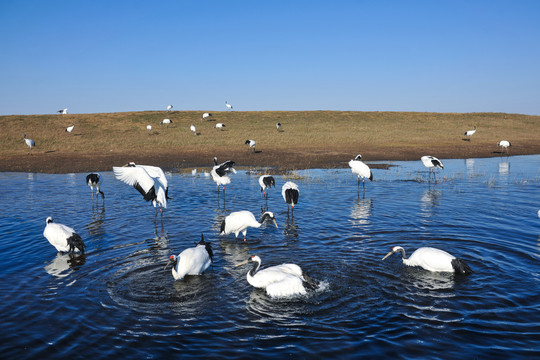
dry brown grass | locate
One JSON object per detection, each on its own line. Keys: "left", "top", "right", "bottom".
{"left": 1, "top": 110, "right": 539, "bottom": 172}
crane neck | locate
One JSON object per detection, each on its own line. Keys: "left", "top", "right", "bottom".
{"left": 249, "top": 260, "right": 260, "bottom": 277}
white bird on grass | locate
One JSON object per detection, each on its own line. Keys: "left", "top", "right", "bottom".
{"left": 113, "top": 163, "right": 167, "bottom": 217}
{"left": 147, "top": 125, "right": 152, "bottom": 133}
{"left": 348, "top": 154, "right": 373, "bottom": 191}
{"left": 245, "top": 139, "right": 256, "bottom": 152}
{"left": 167, "top": 105, "right": 173, "bottom": 112}
{"left": 220, "top": 211, "right": 278, "bottom": 241}
{"left": 282, "top": 182, "right": 299, "bottom": 215}
{"left": 66, "top": 122, "right": 75, "bottom": 133}
{"left": 43, "top": 217, "right": 86, "bottom": 254}
{"left": 86, "top": 173, "right": 104, "bottom": 202}
{"left": 190, "top": 124, "right": 197, "bottom": 135}
{"left": 215, "top": 123, "right": 226, "bottom": 130}
{"left": 160, "top": 118, "right": 172, "bottom": 127}
{"left": 202, "top": 112, "right": 212, "bottom": 120}
{"left": 164, "top": 234, "right": 214, "bottom": 280}
{"left": 382, "top": 246, "right": 472, "bottom": 274}
{"left": 464, "top": 125, "right": 477, "bottom": 139}
{"left": 421, "top": 156, "right": 444, "bottom": 182}
{"left": 235, "top": 255, "right": 318, "bottom": 298}
{"left": 276, "top": 122, "right": 282, "bottom": 131}
{"left": 57, "top": 108, "right": 68, "bottom": 114}
{"left": 23, "top": 133, "right": 35, "bottom": 155}
{"left": 498, "top": 140, "right": 511, "bottom": 154}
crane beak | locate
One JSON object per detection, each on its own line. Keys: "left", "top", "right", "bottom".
{"left": 382, "top": 250, "right": 395, "bottom": 261}
{"left": 234, "top": 259, "right": 249, "bottom": 267}
{"left": 164, "top": 260, "right": 173, "bottom": 270}
{"left": 272, "top": 219, "right": 278, "bottom": 228}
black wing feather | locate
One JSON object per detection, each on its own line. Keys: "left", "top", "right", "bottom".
{"left": 67, "top": 233, "right": 86, "bottom": 254}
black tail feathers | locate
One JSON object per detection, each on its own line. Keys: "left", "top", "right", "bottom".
{"left": 451, "top": 258, "right": 472, "bottom": 275}
{"left": 67, "top": 233, "right": 86, "bottom": 254}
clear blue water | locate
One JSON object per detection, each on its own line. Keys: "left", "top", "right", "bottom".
{"left": 1, "top": 155, "right": 539, "bottom": 359}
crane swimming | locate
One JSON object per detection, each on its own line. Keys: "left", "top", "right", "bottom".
{"left": 235, "top": 255, "right": 319, "bottom": 298}
{"left": 164, "top": 234, "right": 214, "bottom": 280}
{"left": 382, "top": 246, "right": 472, "bottom": 274}
{"left": 220, "top": 211, "right": 278, "bottom": 241}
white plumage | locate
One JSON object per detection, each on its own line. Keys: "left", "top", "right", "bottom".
{"left": 382, "top": 246, "right": 472, "bottom": 274}
{"left": 202, "top": 112, "right": 212, "bottom": 120}
{"left": 66, "top": 122, "right": 75, "bottom": 133}
{"left": 164, "top": 235, "right": 213, "bottom": 280}
{"left": 349, "top": 154, "right": 373, "bottom": 190}
{"left": 23, "top": 133, "right": 35, "bottom": 155}
{"left": 147, "top": 125, "right": 152, "bottom": 132}
{"left": 167, "top": 105, "right": 173, "bottom": 111}
{"left": 58, "top": 108, "right": 68, "bottom": 114}
{"left": 276, "top": 122, "right": 282, "bottom": 131}
{"left": 113, "top": 164, "right": 167, "bottom": 215}
{"left": 220, "top": 211, "right": 277, "bottom": 241}
{"left": 498, "top": 140, "right": 511, "bottom": 153}
{"left": 421, "top": 155, "right": 444, "bottom": 181}
{"left": 43, "top": 217, "right": 85, "bottom": 254}
{"left": 282, "top": 182, "right": 299, "bottom": 214}
{"left": 190, "top": 124, "right": 197, "bottom": 135}
{"left": 160, "top": 118, "right": 172, "bottom": 127}
{"left": 210, "top": 158, "right": 236, "bottom": 190}
{"left": 215, "top": 123, "right": 225, "bottom": 130}
{"left": 225, "top": 101, "right": 233, "bottom": 110}
{"left": 245, "top": 139, "right": 256, "bottom": 151}
{"left": 259, "top": 175, "right": 275, "bottom": 198}
{"left": 464, "top": 125, "right": 477, "bottom": 138}
{"left": 236, "top": 255, "right": 318, "bottom": 298}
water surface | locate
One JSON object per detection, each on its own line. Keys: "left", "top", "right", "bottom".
{"left": 1, "top": 155, "right": 539, "bottom": 359}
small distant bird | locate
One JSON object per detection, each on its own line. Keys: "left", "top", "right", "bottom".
{"left": 348, "top": 154, "right": 373, "bottom": 191}
{"left": 113, "top": 163, "right": 167, "bottom": 217}
{"left": 464, "top": 125, "right": 477, "bottom": 139}
{"left": 202, "top": 112, "right": 212, "bottom": 120}
{"left": 147, "top": 125, "right": 152, "bottom": 132}
{"left": 235, "top": 255, "right": 318, "bottom": 298}
{"left": 421, "top": 155, "right": 444, "bottom": 182}
{"left": 57, "top": 108, "right": 68, "bottom": 114}
{"left": 276, "top": 122, "right": 282, "bottom": 131}
{"left": 220, "top": 211, "right": 278, "bottom": 241}
{"left": 382, "top": 246, "right": 472, "bottom": 274}
{"left": 245, "top": 139, "right": 256, "bottom": 152}
{"left": 167, "top": 105, "right": 173, "bottom": 112}
{"left": 86, "top": 173, "right": 104, "bottom": 202}
{"left": 160, "top": 118, "right": 172, "bottom": 127}
{"left": 498, "top": 140, "right": 511, "bottom": 154}
{"left": 164, "top": 234, "right": 214, "bottom": 280}
{"left": 66, "top": 122, "right": 75, "bottom": 133}
{"left": 215, "top": 123, "right": 226, "bottom": 130}
{"left": 259, "top": 175, "right": 275, "bottom": 198}
{"left": 225, "top": 101, "right": 233, "bottom": 110}
{"left": 23, "top": 133, "right": 35, "bottom": 155}
{"left": 282, "top": 182, "right": 299, "bottom": 215}
{"left": 43, "top": 217, "right": 85, "bottom": 254}
{"left": 211, "top": 157, "right": 236, "bottom": 192}
{"left": 190, "top": 124, "right": 197, "bottom": 135}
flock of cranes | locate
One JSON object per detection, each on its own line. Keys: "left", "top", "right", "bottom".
{"left": 41, "top": 150, "right": 477, "bottom": 298}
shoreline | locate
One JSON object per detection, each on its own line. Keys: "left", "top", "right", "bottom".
{"left": 1, "top": 147, "right": 537, "bottom": 174}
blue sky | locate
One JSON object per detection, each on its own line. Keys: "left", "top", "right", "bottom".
{"left": 1, "top": 0, "right": 539, "bottom": 115}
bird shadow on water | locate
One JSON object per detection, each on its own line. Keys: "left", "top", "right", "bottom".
{"left": 283, "top": 216, "right": 299, "bottom": 240}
